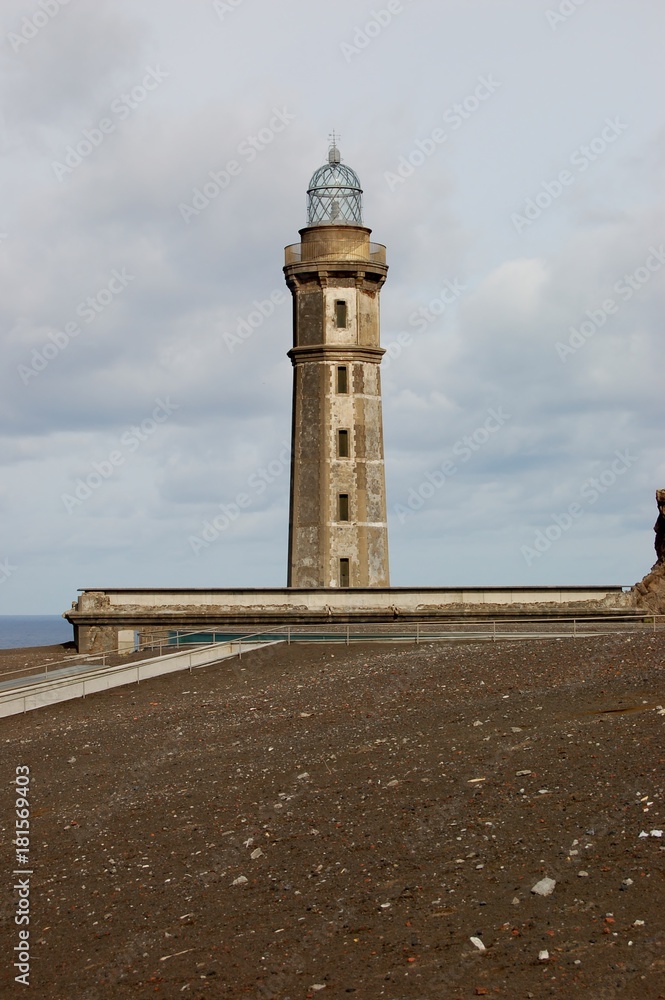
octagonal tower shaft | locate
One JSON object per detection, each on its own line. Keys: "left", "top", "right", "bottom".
{"left": 284, "top": 224, "right": 390, "bottom": 588}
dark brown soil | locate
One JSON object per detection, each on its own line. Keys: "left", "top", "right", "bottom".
{"left": 0, "top": 634, "right": 663, "bottom": 999}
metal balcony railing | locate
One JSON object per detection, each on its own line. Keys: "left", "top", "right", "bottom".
{"left": 285, "top": 241, "right": 386, "bottom": 266}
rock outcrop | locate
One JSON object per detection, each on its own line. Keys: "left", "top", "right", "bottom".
{"left": 631, "top": 490, "right": 665, "bottom": 613}
{"left": 655, "top": 489, "right": 665, "bottom": 563}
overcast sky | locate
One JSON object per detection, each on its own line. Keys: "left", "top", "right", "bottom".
{"left": 1, "top": 0, "right": 663, "bottom": 614}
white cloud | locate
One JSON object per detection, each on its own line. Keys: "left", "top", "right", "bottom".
{"left": 0, "top": 0, "right": 663, "bottom": 612}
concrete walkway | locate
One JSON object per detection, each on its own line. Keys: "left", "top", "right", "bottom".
{"left": 0, "top": 640, "right": 278, "bottom": 719}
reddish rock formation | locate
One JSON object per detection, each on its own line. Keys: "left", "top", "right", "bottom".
{"left": 631, "top": 489, "right": 665, "bottom": 613}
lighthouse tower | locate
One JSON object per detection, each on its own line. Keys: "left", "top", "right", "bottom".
{"left": 284, "top": 141, "right": 390, "bottom": 588}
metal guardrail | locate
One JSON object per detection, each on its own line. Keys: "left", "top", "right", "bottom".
{"left": 0, "top": 624, "right": 288, "bottom": 685}
{"left": 251, "top": 615, "right": 665, "bottom": 647}
{"left": 165, "top": 613, "right": 664, "bottom": 651}
{"left": 284, "top": 241, "right": 386, "bottom": 265}
{"left": 141, "top": 625, "right": 289, "bottom": 658}
{"left": 2, "top": 614, "right": 662, "bottom": 687}
{"left": 0, "top": 639, "right": 280, "bottom": 718}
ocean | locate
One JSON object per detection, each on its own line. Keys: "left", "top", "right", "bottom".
{"left": 0, "top": 616, "right": 74, "bottom": 650}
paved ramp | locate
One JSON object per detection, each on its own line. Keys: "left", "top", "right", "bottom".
{"left": 0, "top": 640, "right": 279, "bottom": 719}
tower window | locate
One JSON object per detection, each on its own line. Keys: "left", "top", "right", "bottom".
{"left": 336, "top": 365, "right": 348, "bottom": 394}
{"left": 335, "top": 300, "right": 347, "bottom": 328}
{"left": 337, "top": 429, "right": 349, "bottom": 458}
{"left": 339, "top": 558, "right": 350, "bottom": 588}
{"left": 338, "top": 494, "right": 349, "bottom": 521}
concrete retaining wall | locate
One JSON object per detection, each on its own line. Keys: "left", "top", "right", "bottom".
{"left": 65, "top": 585, "right": 631, "bottom": 653}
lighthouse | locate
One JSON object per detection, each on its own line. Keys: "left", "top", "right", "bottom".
{"left": 284, "top": 140, "right": 390, "bottom": 588}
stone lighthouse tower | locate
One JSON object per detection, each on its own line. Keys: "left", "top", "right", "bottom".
{"left": 284, "top": 141, "right": 390, "bottom": 588}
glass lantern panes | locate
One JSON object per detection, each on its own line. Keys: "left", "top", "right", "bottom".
{"left": 307, "top": 148, "right": 363, "bottom": 226}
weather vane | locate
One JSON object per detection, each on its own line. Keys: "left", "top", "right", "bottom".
{"left": 328, "top": 129, "right": 341, "bottom": 164}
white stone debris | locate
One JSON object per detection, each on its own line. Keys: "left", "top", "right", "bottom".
{"left": 531, "top": 877, "right": 556, "bottom": 896}
{"left": 232, "top": 875, "right": 248, "bottom": 886}
{"left": 470, "top": 936, "right": 486, "bottom": 952}
{"left": 539, "top": 949, "right": 550, "bottom": 961}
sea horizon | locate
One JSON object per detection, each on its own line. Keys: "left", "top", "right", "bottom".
{"left": 0, "top": 615, "right": 74, "bottom": 650}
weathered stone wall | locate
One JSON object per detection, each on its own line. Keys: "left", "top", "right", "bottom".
{"left": 67, "top": 586, "right": 633, "bottom": 653}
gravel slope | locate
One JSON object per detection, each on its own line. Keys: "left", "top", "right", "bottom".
{"left": 0, "top": 634, "right": 663, "bottom": 999}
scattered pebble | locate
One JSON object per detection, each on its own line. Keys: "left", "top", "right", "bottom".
{"left": 531, "top": 877, "right": 556, "bottom": 896}
{"left": 3, "top": 628, "right": 663, "bottom": 997}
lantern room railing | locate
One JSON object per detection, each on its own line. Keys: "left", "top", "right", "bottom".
{"left": 285, "top": 241, "right": 386, "bottom": 266}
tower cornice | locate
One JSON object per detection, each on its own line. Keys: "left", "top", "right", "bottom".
{"left": 283, "top": 264, "right": 387, "bottom": 293}
{"left": 287, "top": 345, "right": 386, "bottom": 366}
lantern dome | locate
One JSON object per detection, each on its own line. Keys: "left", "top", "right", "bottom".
{"left": 306, "top": 142, "right": 363, "bottom": 226}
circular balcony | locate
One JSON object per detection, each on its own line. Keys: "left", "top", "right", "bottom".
{"left": 285, "top": 240, "right": 386, "bottom": 266}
